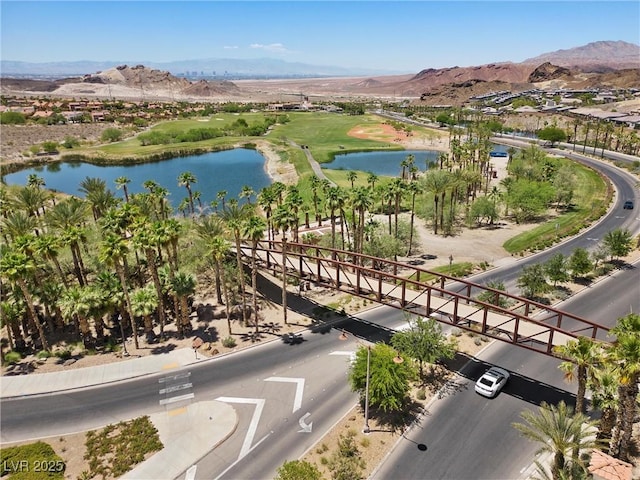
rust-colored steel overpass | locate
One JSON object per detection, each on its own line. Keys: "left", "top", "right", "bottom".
{"left": 241, "top": 241, "right": 612, "bottom": 358}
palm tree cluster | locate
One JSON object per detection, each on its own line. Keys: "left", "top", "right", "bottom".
{"left": 514, "top": 313, "right": 640, "bottom": 480}
{"left": 0, "top": 164, "right": 292, "bottom": 357}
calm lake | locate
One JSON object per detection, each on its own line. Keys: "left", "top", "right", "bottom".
{"left": 2, "top": 148, "right": 272, "bottom": 208}
{"left": 323, "top": 150, "right": 440, "bottom": 177}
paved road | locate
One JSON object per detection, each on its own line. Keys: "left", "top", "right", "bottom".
{"left": 372, "top": 259, "right": 640, "bottom": 480}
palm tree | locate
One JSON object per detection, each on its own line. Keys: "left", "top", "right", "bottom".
{"left": 220, "top": 203, "right": 251, "bottom": 326}
{"left": 131, "top": 285, "right": 158, "bottom": 335}
{"left": 206, "top": 235, "right": 234, "bottom": 337}
{"left": 389, "top": 178, "right": 405, "bottom": 239}
{"left": 115, "top": 176, "right": 131, "bottom": 203}
{"left": 177, "top": 171, "right": 197, "bottom": 215}
{"left": 554, "top": 336, "right": 603, "bottom": 415}
{"left": 309, "top": 175, "right": 322, "bottom": 225}
{"left": 407, "top": 181, "right": 421, "bottom": 256}
{"left": 242, "top": 214, "right": 267, "bottom": 340}
{"left": 27, "top": 174, "right": 45, "bottom": 190}
{"left": 284, "top": 186, "right": 303, "bottom": 244}
{"left": 272, "top": 204, "right": 298, "bottom": 325}
{"left": 326, "top": 186, "right": 345, "bottom": 249}
{"left": 195, "top": 215, "right": 227, "bottom": 304}
{"left": 216, "top": 190, "right": 228, "bottom": 210}
{"left": 11, "top": 185, "right": 50, "bottom": 222}
{"left": 350, "top": 186, "right": 372, "bottom": 257}
{"left": 347, "top": 170, "right": 358, "bottom": 189}
{"left": 588, "top": 363, "right": 619, "bottom": 452}
{"left": 0, "top": 298, "right": 25, "bottom": 352}
{"left": 46, "top": 197, "right": 90, "bottom": 286}
{"left": 607, "top": 313, "right": 640, "bottom": 462}
{"left": 366, "top": 172, "right": 379, "bottom": 191}
{"left": 132, "top": 222, "right": 168, "bottom": 340}
{"left": 169, "top": 271, "right": 196, "bottom": 336}
{"left": 0, "top": 250, "right": 50, "bottom": 351}
{"left": 512, "top": 401, "right": 598, "bottom": 480}
{"left": 257, "top": 186, "right": 277, "bottom": 242}
{"left": 421, "top": 169, "right": 451, "bottom": 235}
{"left": 2, "top": 211, "right": 39, "bottom": 241}
{"left": 59, "top": 285, "right": 94, "bottom": 346}
{"left": 100, "top": 233, "right": 138, "bottom": 349}
{"left": 239, "top": 185, "right": 255, "bottom": 205}
{"left": 400, "top": 154, "right": 414, "bottom": 181}
{"left": 79, "top": 176, "right": 116, "bottom": 221}
{"left": 33, "top": 233, "right": 69, "bottom": 288}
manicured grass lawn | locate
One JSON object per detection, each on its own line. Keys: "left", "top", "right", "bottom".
{"left": 503, "top": 159, "right": 610, "bottom": 254}
{"left": 267, "top": 112, "right": 404, "bottom": 164}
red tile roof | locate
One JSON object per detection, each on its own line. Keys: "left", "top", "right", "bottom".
{"left": 588, "top": 450, "right": 633, "bottom": 480}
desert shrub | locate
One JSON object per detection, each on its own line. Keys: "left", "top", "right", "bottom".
{"left": 450, "top": 328, "right": 462, "bottom": 337}
{"left": 274, "top": 460, "right": 323, "bottom": 480}
{"left": 101, "top": 128, "right": 123, "bottom": 143}
{"left": 36, "top": 350, "right": 52, "bottom": 359}
{"left": 55, "top": 349, "right": 72, "bottom": 360}
{"left": 0, "top": 111, "right": 26, "bottom": 124}
{"left": 222, "top": 337, "right": 237, "bottom": 348}
{"left": 4, "top": 351, "right": 22, "bottom": 364}
{"left": 416, "top": 388, "right": 427, "bottom": 400}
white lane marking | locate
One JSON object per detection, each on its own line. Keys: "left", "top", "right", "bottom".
{"left": 159, "top": 372, "right": 191, "bottom": 383}
{"left": 159, "top": 383, "right": 193, "bottom": 395}
{"left": 329, "top": 351, "right": 355, "bottom": 356}
{"left": 213, "top": 432, "right": 272, "bottom": 480}
{"left": 185, "top": 465, "right": 197, "bottom": 480}
{"left": 159, "top": 393, "right": 194, "bottom": 405}
{"left": 298, "top": 412, "right": 313, "bottom": 433}
{"left": 216, "top": 397, "right": 266, "bottom": 460}
{"left": 264, "top": 377, "right": 305, "bottom": 413}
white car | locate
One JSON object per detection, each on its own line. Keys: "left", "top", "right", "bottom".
{"left": 474, "top": 366, "right": 510, "bottom": 398}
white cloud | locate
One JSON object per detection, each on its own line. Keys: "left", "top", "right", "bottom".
{"left": 223, "top": 45, "right": 239, "bottom": 50}
{"left": 249, "top": 43, "right": 290, "bottom": 53}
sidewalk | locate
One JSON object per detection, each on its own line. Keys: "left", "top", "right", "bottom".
{"left": 1, "top": 348, "right": 238, "bottom": 480}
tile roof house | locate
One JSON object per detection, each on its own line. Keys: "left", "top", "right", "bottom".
{"left": 588, "top": 450, "right": 633, "bottom": 480}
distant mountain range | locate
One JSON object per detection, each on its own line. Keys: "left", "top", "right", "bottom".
{"left": 0, "top": 58, "right": 401, "bottom": 79}
{"left": 2, "top": 41, "right": 638, "bottom": 79}
{"left": 523, "top": 40, "right": 640, "bottom": 71}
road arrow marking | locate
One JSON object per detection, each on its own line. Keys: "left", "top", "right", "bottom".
{"left": 264, "top": 377, "right": 305, "bottom": 413}
{"left": 216, "top": 397, "right": 266, "bottom": 460}
{"left": 298, "top": 412, "right": 313, "bottom": 433}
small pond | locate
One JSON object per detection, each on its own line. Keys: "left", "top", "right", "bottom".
{"left": 2, "top": 148, "right": 272, "bottom": 208}
{"left": 322, "top": 150, "right": 440, "bottom": 177}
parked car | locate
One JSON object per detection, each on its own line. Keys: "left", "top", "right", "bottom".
{"left": 623, "top": 200, "right": 634, "bottom": 210}
{"left": 475, "top": 366, "right": 510, "bottom": 398}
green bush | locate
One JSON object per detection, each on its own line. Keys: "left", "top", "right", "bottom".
{"left": 54, "top": 350, "right": 72, "bottom": 360}
{"left": 0, "top": 111, "right": 26, "bottom": 124}
{"left": 4, "top": 351, "right": 22, "bottom": 364}
{"left": 36, "top": 350, "right": 52, "bottom": 359}
{"left": 222, "top": 337, "right": 237, "bottom": 348}
{"left": 0, "top": 441, "right": 65, "bottom": 479}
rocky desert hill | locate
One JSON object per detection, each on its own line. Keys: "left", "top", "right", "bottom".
{"left": 523, "top": 40, "right": 640, "bottom": 71}
{"left": 1, "top": 41, "right": 638, "bottom": 105}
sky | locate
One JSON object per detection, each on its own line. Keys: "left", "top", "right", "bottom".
{"left": 1, "top": 1, "right": 639, "bottom": 73}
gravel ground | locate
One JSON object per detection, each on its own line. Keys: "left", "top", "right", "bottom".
{"left": 1, "top": 123, "right": 111, "bottom": 165}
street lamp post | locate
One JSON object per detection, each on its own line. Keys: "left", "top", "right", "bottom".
{"left": 363, "top": 346, "right": 371, "bottom": 434}
{"left": 339, "top": 330, "right": 403, "bottom": 436}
